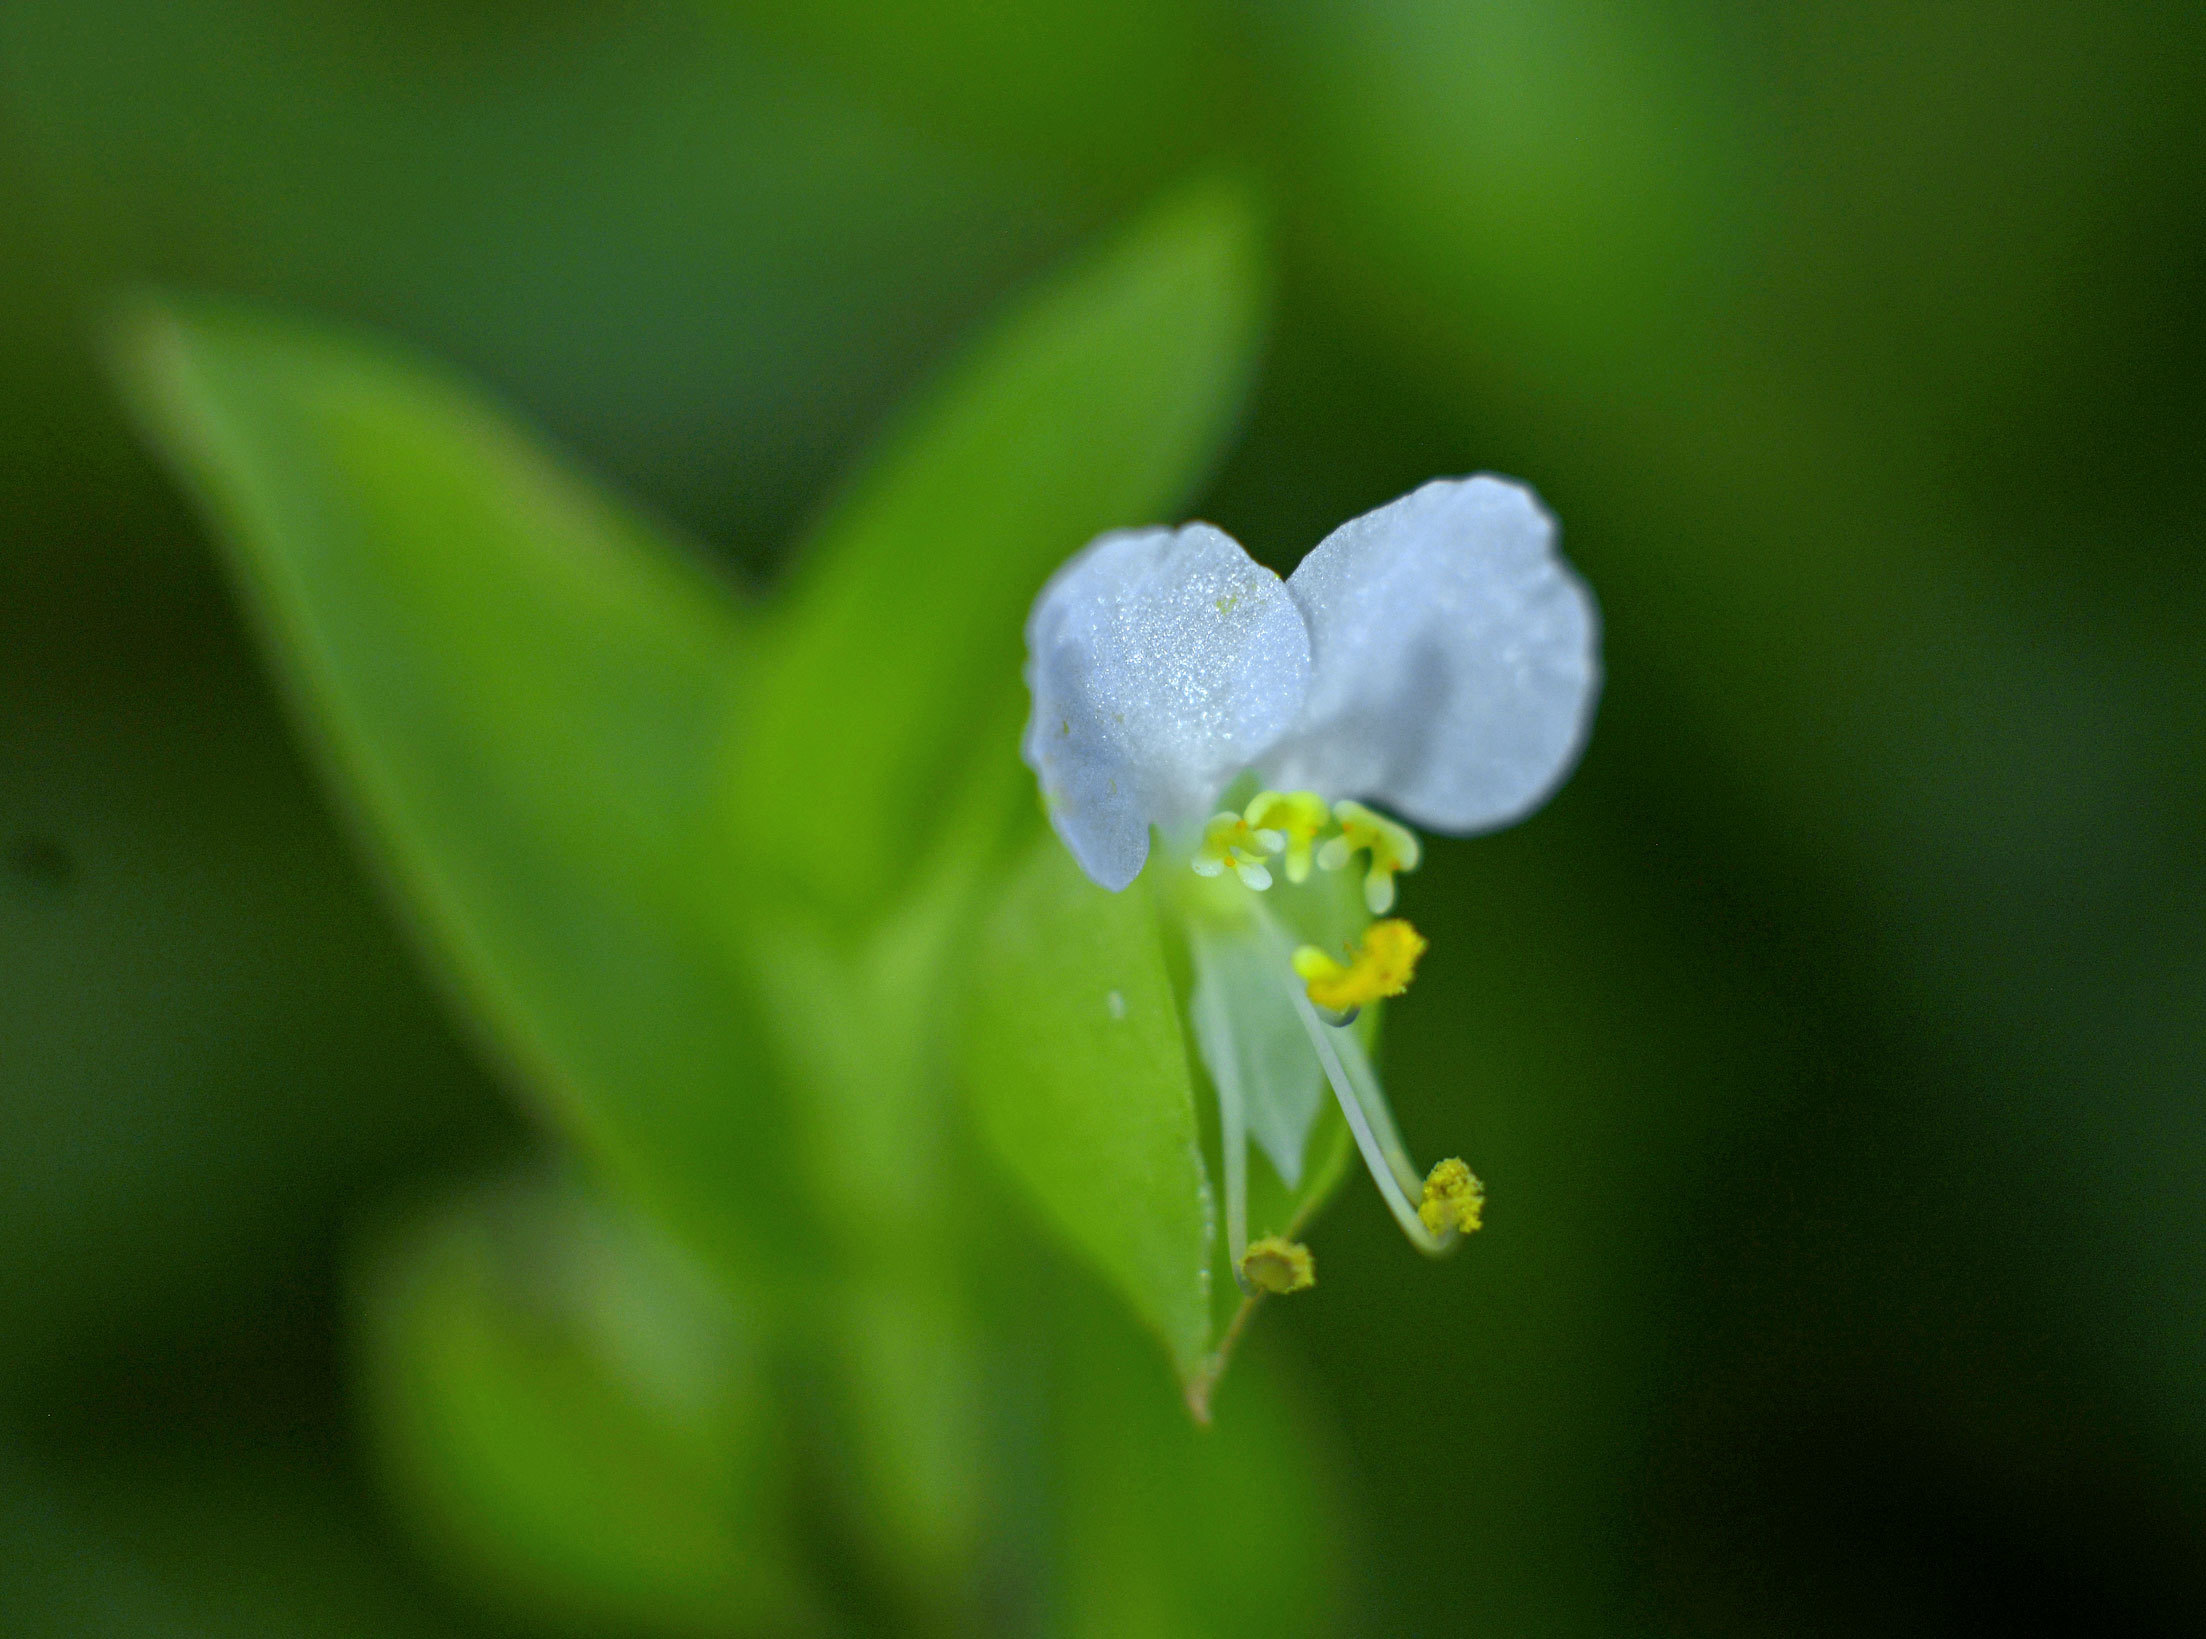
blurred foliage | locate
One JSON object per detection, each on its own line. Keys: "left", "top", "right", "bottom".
{"left": 357, "top": 1170, "right": 815, "bottom": 1637}
{"left": 5, "top": 0, "right": 2206, "bottom": 1635}
{"left": 114, "top": 291, "right": 804, "bottom": 1282}
{"left": 107, "top": 182, "right": 1330, "bottom": 1633}
{"left": 737, "top": 179, "right": 1261, "bottom": 923}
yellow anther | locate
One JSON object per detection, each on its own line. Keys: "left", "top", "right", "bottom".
{"left": 1316, "top": 800, "right": 1422, "bottom": 914}
{"left": 1292, "top": 919, "right": 1428, "bottom": 1013}
{"left": 1242, "top": 790, "right": 1331, "bottom": 884}
{"left": 1191, "top": 811, "right": 1277, "bottom": 891}
{"left": 1240, "top": 1236, "right": 1316, "bottom": 1295}
{"left": 1418, "top": 1158, "right": 1485, "bottom": 1237}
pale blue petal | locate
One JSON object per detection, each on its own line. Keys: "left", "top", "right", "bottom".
{"left": 1022, "top": 524, "right": 1311, "bottom": 890}
{"left": 1259, "top": 477, "right": 1600, "bottom": 834}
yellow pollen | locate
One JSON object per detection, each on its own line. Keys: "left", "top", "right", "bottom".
{"left": 1240, "top": 1236, "right": 1316, "bottom": 1294}
{"left": 1316, "top": 800, "right": 1422, "bottom": 914}
{"left": 1418, "top": 1158, "right": 1485, "bottom": 1236}
{"left": 1191, "top": 810, "right": 1277, "bottom": 890}
{"left": 1292, "top": 918, "right": 1428, "bottom": 1012}
{"left": 1242, "top": 790, "right": 1331, "bottom": 884}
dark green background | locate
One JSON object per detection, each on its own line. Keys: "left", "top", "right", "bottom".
{"left": 5, "top": 1, "right": 2204, "bottom": 1632}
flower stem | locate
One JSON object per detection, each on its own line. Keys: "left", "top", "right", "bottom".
{"left": 1183, "top": 1291, "right": 1262, "bottom": 1424}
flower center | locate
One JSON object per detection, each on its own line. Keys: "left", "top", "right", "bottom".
{"left": 1190, "top": 811, "right": 1277, "bottom": 890}
{"left": 1188, "top": 790, "right": 1420, "bottom": 913}
{"left": 1241, "top": 789, "right": 1330, "bottom": 883}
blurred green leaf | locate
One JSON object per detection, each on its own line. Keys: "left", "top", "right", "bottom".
{"left": 962, "top": 836, "right": 1214, "bottom": 1389}
{"left": 712, "top": 0, "right": 1223, "bottom": 184}
{"left": 1048, "top": 1275, "right": 1343, "bottom": 1639}
{"left": 731, "top": 737, "right": 1024, "bottom": 1605}
{"left": 0, "top": 539, "right": 510, "bottom": 1393}
{"left": 0, "top": 0, "right": 1076, "bottom": 547}
{"left": 1259, "top": 0, "right": 1743, "bottom": 379}
{"left": 113, "top": 303, "right": 814, "bottom": 1279}
{"left": 355, "top": 1171, "right": 821, "bottom": 1638}
{"left": 0, "top": 1444, "right": 502, "bottom": 1638}
{"left": 738, "top": 178, "right": 1267, "bottom": 923}
{"left": 815, "top": 1276, "right": 984, "bottom": 1611}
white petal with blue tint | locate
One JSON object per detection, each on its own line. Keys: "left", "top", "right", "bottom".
{"left": 1022, "top": 524, "right": 1311, "bottom": 891}
{"left": 1259, "top": 477, "right": 1600, "bottom": 835}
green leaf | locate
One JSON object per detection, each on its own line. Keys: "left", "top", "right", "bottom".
{"left": 0, "top": 1443, "right": 503, "bottom": 1637}
{"left": 1263, "top": 0, "right": 1738, "bottom": 378}
{"left": 816, "top": 1276, "right": 984, "bottom": 1608}
{"left": 1049, "top": 1273, "right": 1343, "bottom": 1639}
{"left": 739, "top": 177, "right": 1267, "bottom": 922}
{"left": 711, "top": 0, "right": 1224, "bottom": 181}
{"left": 354, "top": 1171, "right": 824, "bottom": 1638}
{"left": 962, "top": 835, "right": 1214, "bottom": 1386}
{"left": 113, "top": 302, "right": 813, "bottom": 1279}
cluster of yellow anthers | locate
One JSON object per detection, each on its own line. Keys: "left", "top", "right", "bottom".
{"left": 1193, "top": 791, "right": 1422, "bottom": 913}
{"left": 1293, "top": 919, "right": 1428, "bottom": 1014}
{"left": 1236, "top": 1157, "right": 1482, "bottom": 1302}
{"left": 1239, "top": 1235, "right": 1317, "bottom": 1295}
{"left": 1237, "top": 1157, "right": 1482, "bottom": 1301}
{"left": 1419, "top": 1157, "right": 1485, "bottom": 1237}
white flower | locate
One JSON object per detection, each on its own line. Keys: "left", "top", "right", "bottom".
{"left": 1018, "top": 475, "right": 1601, "bottom": 1284}
{"left": 1022, "top": 477, "right": 1601, "bottom": 892}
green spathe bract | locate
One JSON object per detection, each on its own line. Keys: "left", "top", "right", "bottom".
{"left": 965, "top": 836, "right": 1218, "bottom": 1384}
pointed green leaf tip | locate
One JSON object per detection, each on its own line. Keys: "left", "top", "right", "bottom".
{"left": 739, "top": 175, "right": 1269, "bottom": 921}
{"left": 963, "top": 837, "right": 1215, "bottom": 1385}
{"left": 110, "top": 298, "right": 812, "bottom": 1279}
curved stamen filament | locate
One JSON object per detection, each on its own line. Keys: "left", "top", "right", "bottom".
{"left": 1242, "top": 904, "right": 1466, "bottom": 1256}
{"left": 1314, "top": 995, "right": 1424, "bottom": 1196}
{"left": 1285, "top": 981, "right": 1456, "bottom": 1252}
